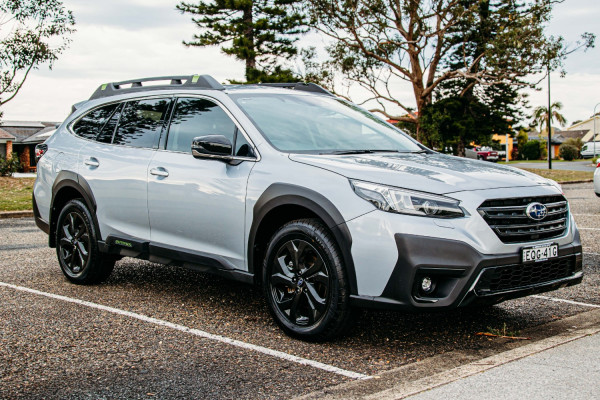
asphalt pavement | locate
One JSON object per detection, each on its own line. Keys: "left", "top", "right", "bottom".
{"left": 510, "top": 160, "right": 596, "bottom": 172}
{"left": 0, "top": 182, "right": 599, "bottom": 399}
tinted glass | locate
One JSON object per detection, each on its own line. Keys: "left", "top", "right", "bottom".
{"left": 73, "top": 103, "right": 119, "bottom": 140}
{"left": 231, "top": 94, "right": 421, "bottom": 153}
{"left": 167, "top": 98, "right": 236, "bottom": 153}
{"left": 113, "top": 98, "right": 170, "bottom": 148}
{"left": 96, "top": 104, "right": 122, "bottom": 143}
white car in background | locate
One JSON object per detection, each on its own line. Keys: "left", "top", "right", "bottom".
{"left": 594, "top": 160, "right": 600, "bottom": 197}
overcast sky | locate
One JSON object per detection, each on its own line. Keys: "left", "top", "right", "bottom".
{"left": 1, "top": 0, "right": 599, "bottom": 127}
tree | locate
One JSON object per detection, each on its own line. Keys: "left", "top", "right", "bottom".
{"left": 531, "top": 101, "right": 567, "bottom": 134}
{"left": 177, "top": 0, "right": 307, "bottom": 82}
{"left": 0, "top": 0, "right": 74, "bottom": 117}
{"left": 305, "top": 0, "right": 580, "bottom": 141}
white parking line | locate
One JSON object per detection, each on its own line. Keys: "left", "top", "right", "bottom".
{"left": 572, "top": 214, "right": 600, "bottom": 217}
{"left": 531, "top": 295, "right": 600, "bottom": 309}
{"left": 0, "top": 281, "right": 370, "bottom": 380}
{"left": 584, "top": 252, "right": 600, "bottom": 256}
{"left": 578, "top": 228, "right": 600, "bottom": 231}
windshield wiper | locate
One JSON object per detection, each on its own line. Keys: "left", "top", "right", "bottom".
{"left": 321, "top": 149, "right": 401, "bottom": 155}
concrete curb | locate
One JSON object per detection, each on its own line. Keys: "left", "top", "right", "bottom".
{"left": 0, "top": 210, "right": 34, "bottom": 219}
{"left": 296, "top": 308, "right": 600, "bottom": 400}
{"left": 560, "top": 180, "right": 593, "bottom": 184}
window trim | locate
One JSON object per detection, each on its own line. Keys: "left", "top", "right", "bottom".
{"left": 161, "top": 94, "right": 260, "bottom": 162}
{"left": 67, "top": 95, "right": 175, "bottom": 150}
{"left": 67, "top": 93, "right": 260, "bottom": 162}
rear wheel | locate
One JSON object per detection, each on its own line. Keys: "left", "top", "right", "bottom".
{"left": 263, "top": 219, "right": 354, "bottom": 341}
{"left": 56, "top": 199, "right": 115, "bottom": 284}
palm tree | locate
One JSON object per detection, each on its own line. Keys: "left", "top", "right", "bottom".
{"left": 531, "top": 102, "right": 567, "bottom": 135}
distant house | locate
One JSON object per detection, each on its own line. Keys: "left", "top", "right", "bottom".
{"left": 528, "top": 128, "right": 589, "bottom": 159}
{"left": 0, "top": 121, "right": 60, "bottom": 171}
{"left": 565, "top": 116, "right": 600, "bottom": 142}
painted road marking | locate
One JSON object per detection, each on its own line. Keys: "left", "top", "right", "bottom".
{"left": 572, "top": 214, "right": 600, "bottom": 217}
{"left": 0, "top": 281, "right": 370, "bottom": 380}
{"left": 578, "top": 228, "right": 600, "bottom": 231}
{"left": 584, "top": 251, "right": 600, "bottom": 256}
{"left": 531, "top": 295, "right": 600, "bottom": 309}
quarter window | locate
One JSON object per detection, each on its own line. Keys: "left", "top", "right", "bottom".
{"left": 72, "top": 103, "right": 120, "bottom": 140}
{"left": 113, "top": 98, "right": 170, "bottom": 148}
{"left": 166, "top": 98, "right": 237, "bottom": 153}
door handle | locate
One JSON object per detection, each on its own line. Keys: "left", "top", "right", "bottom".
{"left": 84, "top": 158, "right": 99, "bottom": 168}
{"left": 150, "top": 167, "right": 169, "bottom": 177}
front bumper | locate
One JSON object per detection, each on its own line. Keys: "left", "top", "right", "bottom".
{"left": 350, "top": 232, "right": 583, "bottom": 310}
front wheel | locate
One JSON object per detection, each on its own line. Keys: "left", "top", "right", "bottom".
{"left": 55, "top": 199, "right": 115, "bottom": 284}
{"left": 262, "top": 219, "right": 354, "bottom": 341}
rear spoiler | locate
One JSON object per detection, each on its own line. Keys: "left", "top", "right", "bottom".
{"left": 70, "top": 100, "right": 88, "bottom": 115}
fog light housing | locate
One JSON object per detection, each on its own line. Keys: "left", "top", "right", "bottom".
{"left": 421, "top": 276, "right": 434, "bottom": 293}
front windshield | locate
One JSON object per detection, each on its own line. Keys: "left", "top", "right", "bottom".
{"left": 230, "top": 93, "right": 423, "bottom": 153}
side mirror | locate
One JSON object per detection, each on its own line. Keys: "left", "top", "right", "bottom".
{"left": 191, "top": 135, "right": 233, "bottom": 161}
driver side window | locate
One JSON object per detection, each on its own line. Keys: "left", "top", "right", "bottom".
{"left": 166, "top": 97, "right": 237, "bottom": 153}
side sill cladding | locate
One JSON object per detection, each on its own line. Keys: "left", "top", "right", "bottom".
{"left": 248, "top": 183, "right": 358, "bottom": 295}
{"left": 49, "top": 171, "right": 100, "bottom": 248}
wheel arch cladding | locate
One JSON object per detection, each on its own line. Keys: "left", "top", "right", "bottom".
{"left": 49, "top": 171, "right": 100, "bottom": 248}
{"left": 249, "top": 183, "right": 358, "bottom": 295}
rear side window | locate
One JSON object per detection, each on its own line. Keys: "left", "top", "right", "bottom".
{"left": 96, "top": 103, "right": 122, "bottom": 143}
{"left": 113, "top": 98, "right": 170, "bottom": 148}
{"left": 72, "top": 103, "right": 119, "bottom": 140}
{"left": 166, "top": 98, "right": 237, "bottom": 153}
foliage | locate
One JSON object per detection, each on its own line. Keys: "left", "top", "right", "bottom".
{"left": 177, "top": 0, "right": 307, "bottom": 82}
{"left": 304, "top": 0, "right": 574, "bottom": 141}
{"left": 0, "top": 155, "right": 20, "bottom": 176}
{"left": 539, "top": 140, "right": 548, "bottom": 160}
{"left": 516, "top": 130, "right": 528, "bottom": 159}
{"left": 521, "top": 140, "right": 541, "bottom": 160}
{"left": 0, "top": 0, "right": 75, "bottom": 115}
{"left": 559, "top": 144, "right": 578, "bottom": 161}
{"left": 531, "top": 101, "right": 567, "bottom": 134}
{"left": 563, "top": 137, "right": 584, "bottom": 153}
{"left": 419, "top": 96, "right": 507, "bottom": 156}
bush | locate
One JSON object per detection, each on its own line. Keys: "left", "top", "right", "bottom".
{"left": 559, "top": 144, "right": 579, "bottom": 161}
{"left": 0, "top": 155, "right": 21, "bottom": 176}
{"left": 521, "top": 140, "right": 541, "bottom": 160}
{"left": 564, "top": 137, "right": 584, "bottom": 154}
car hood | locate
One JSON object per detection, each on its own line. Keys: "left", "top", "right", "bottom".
{"left": 289, "top": 152, "right": 551, "bottom": 194}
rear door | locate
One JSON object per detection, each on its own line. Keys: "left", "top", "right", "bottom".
{"left": 147, "top": 96, "right": 257, "bottom": 270}
{"left": 78, "top": 97, "right": 172, "bottom": 241}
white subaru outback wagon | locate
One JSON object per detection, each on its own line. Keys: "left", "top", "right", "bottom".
{"left": 33, "top": 75, "right": 583, "bottom": 340}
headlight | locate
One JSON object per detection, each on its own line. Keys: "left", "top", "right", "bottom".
{"left": 350, "top": 180, "right": 465, "bottom": 218}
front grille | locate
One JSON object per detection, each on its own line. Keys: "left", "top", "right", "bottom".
{"left": 475, "top": 256, "right": 576, "bottom": 295}
{"left": 478, "top": 195, "right": 568, "bottom": 243}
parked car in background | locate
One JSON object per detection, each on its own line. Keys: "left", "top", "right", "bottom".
{"left": 594, "top": 160, "right": 600, "bottom": 197}
{"left": 581, "top": 142, "right": 600, "bottom": 159}
{"left": 465, "top": 146, "right": 499, "bottom": 162}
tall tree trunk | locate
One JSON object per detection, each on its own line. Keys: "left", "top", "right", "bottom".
{"left": 243, "top": 4, "right": 256, "bottom": 80}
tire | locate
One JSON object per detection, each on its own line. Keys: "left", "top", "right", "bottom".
{"left": 55, "top": 199, "right": 115, "bottom": 284}
{"left": 262, "top": 218, "right": 354, "bottom": 341}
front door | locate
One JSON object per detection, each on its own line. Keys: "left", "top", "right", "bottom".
{"left": 147, "top": 97, "right": 256, "bottom": 270}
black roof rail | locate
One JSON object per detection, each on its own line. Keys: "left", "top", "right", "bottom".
{"left": 256, "top": 82, "right": 334, "bottom": 96}
{"left": 89, "top": 74, "right": 225, "bottom": 100}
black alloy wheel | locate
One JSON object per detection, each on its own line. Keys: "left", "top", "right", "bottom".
{"left": 58, "top": 211, "right": 90, "bottom": 276}
{"left": 263, "top": 219, "right": 354, "bottom": 341}
{"left": 55, "top": 199, "right": 115, "bottom": 284}
{"left": 270, "top": 238, "right": 330, "bottom": 327}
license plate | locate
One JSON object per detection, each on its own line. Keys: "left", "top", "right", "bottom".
{"left": 522, "top": 244, "right": 558, "bottom": 263}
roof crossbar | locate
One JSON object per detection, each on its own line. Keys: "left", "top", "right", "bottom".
{"left": 89, "top": 74, "right": 225, "bottom": 100}
{"left": 256, "top": 82, "right": 334, "bottom": 96}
